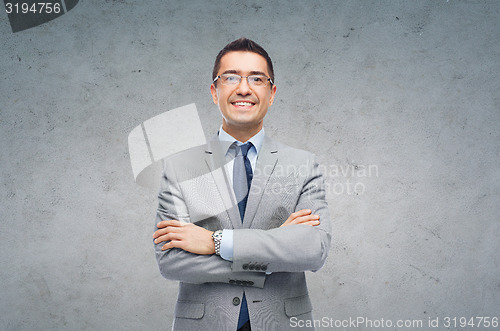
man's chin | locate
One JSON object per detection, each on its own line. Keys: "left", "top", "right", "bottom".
{"left": 225, "top": 119, "right": 262, "bottom": 130}
{"left": 230, "top": 106, "right": 256, "bottom": 113}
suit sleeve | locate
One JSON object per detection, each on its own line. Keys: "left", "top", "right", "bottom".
{"left": 154, "top": 159, "right": 266, "bottom": 288}
{"left": 231, "top": 156, "right": 332, "bottom": 273}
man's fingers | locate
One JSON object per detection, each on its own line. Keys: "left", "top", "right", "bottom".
{"left": 291, "top": 214, "right": 319, "bottom": 224}
{"left": 283, "top": 209, "right": 312, "bottom": 225}
{"left": 156, "top": 219, "right": 182, "bottom": 229}
{"left": 281, "top": 209, "right": 319, "bottom": 227}
{"left": 153, "top": 227, "right": 168, "bottom": 239}
{"left": 154, "top": 231, "right": 183, "bottom": 244}
{"left": 153, "top": 221, "right": 183, "bottom": 238}
{"left": 282, "top": 214, "right": 320, "bottom": 227}
{"left": 302, "top": 220, "right": 321, "bottom": 226}
{"left": 290, "top": 209, "right": 312, "bottom": 219}
{"left": 161, "top": 240, "right": 182, "bottom": 251}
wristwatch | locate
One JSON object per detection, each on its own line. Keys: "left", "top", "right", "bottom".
{"left": 212, "top": 230, "right": 223, "bottom": 256}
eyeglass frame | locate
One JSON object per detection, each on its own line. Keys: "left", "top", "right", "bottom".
{"left": 213, "top": 73, "right": 274, "bottom": 87}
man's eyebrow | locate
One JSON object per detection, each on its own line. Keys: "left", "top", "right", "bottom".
{"left": 249, "top": 70, "right": 267, "bottom": 76}
{"left": 221, "top": 70, "right": 239, "bottom": 75}
{"left": 221, "top": 70, "right": 268, "bottom": 76}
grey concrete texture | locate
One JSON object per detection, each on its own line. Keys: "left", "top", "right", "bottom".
{"left": 1, "top": 0, "right": 499, "bottom": 330}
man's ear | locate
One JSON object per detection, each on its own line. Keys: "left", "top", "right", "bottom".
{"left": 210, "top": 84, "right": 218, "bottom": 104}
{"left": 269, "top": 84, "right": 277, "bottom": 106}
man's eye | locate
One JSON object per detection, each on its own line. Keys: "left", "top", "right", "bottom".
{"left": 224, "top": 75, "right": 239, "bottom": 83}
{"left": 250, "top": 76, "right": 264, "bottom": 84}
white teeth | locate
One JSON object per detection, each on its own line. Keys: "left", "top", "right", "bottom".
{"left": 233, "top": 102, "right": 253, "bottom": 106}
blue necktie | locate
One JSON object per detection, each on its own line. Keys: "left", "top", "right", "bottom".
{"left": 233, "top": 142, "right": 253, "bottom": 221}
{"left": 233, "top": 142, "right": 253, "bottom": 329}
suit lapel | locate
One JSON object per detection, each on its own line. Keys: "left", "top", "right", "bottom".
{"left": 204, "top": 138, "right": 243, "bottom": 229}
{"left": 243, "top": 136, "right": 278, "bottom": 228}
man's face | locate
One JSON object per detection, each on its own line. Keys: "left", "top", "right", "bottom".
{"left": 210, "top": 51, "right": 277, "bottom": 136}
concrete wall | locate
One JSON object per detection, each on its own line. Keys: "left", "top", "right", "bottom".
{"left": 1, "top": 1, "right": 498, "bottom": 330}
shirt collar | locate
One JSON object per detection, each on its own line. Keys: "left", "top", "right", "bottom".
{"left": 218, "top": 126, "right": 265, "bottom": 156}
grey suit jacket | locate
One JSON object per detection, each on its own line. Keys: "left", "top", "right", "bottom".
{"left": 154, "top": 135, "right": 332, "bottom": 331}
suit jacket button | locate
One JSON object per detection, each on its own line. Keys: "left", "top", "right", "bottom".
{"left": 248, "top": 264, "right": 255, "bottom": 270}
{"left": 255, "top": 265, "right": 261, "bottom": 271}
{"left": 236, "top": 280, "right": 242, "bottom": 285}
{"left": 242, "top": 264, "right": 249, "bottom": 270}
{"left": 229, "top": 280, "right": 235, "bottom": 284}
{"left": 262, "top": 265, "right": 268, "bottom": 271}
{"left": 242, "top": 281, "right": 248, "bottom": 286}
{"left": 248, "top": 281, "right": 254, "bottom": 286}
{"left": 232, "top": 297, "right": 240, "bottom": 306}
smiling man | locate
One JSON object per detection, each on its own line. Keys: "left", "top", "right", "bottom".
{"left": 153, "top": 38, "right": 331, "bottom": 331}
{"left": 210, "top": 50, "right": 276, "bottom": 143}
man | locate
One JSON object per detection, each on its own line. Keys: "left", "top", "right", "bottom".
{"left": 153, "top": 38, "right": 331, "bottom": 331}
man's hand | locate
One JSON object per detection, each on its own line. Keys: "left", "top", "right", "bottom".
{"left": 280, "top": 209, "right": 320, "bottom": 227}
{"left": 153, "top": 220, "right": 215, "bottom": 254}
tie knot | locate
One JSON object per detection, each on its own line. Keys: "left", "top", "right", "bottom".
{"left": 237, "top": 142, "right": 252, "bottom": 157}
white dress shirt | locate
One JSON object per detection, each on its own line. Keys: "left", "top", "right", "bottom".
{"left": 217, "top": 126, "right": 265, "bottom": 261}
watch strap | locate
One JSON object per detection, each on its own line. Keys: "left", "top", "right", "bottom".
{"left": 212, "top": 230, "right": 223, "bottom": 256}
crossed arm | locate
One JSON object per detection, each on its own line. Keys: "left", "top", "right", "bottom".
{"left": 153, "top": 208, "right": 320, "bottom": 254}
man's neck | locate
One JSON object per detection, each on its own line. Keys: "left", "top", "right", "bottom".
{"left": 222, "top": 124, "right": 262, "bottom": 143}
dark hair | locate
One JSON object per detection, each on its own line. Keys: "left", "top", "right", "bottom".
{"left": 212, "top": 37, "right": 274, "bottom": 86}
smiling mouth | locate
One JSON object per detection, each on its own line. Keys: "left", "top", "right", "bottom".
{"left": 232, "top": 101, "right": 255, "bottom": 107}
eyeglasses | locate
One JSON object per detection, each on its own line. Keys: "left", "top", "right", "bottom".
{"left": 213, "top": 73, "right": 273, "bottom": 87}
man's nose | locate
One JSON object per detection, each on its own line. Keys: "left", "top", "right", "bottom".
{"left": 236, "top": 77, "right": 252, "bottom": 95}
